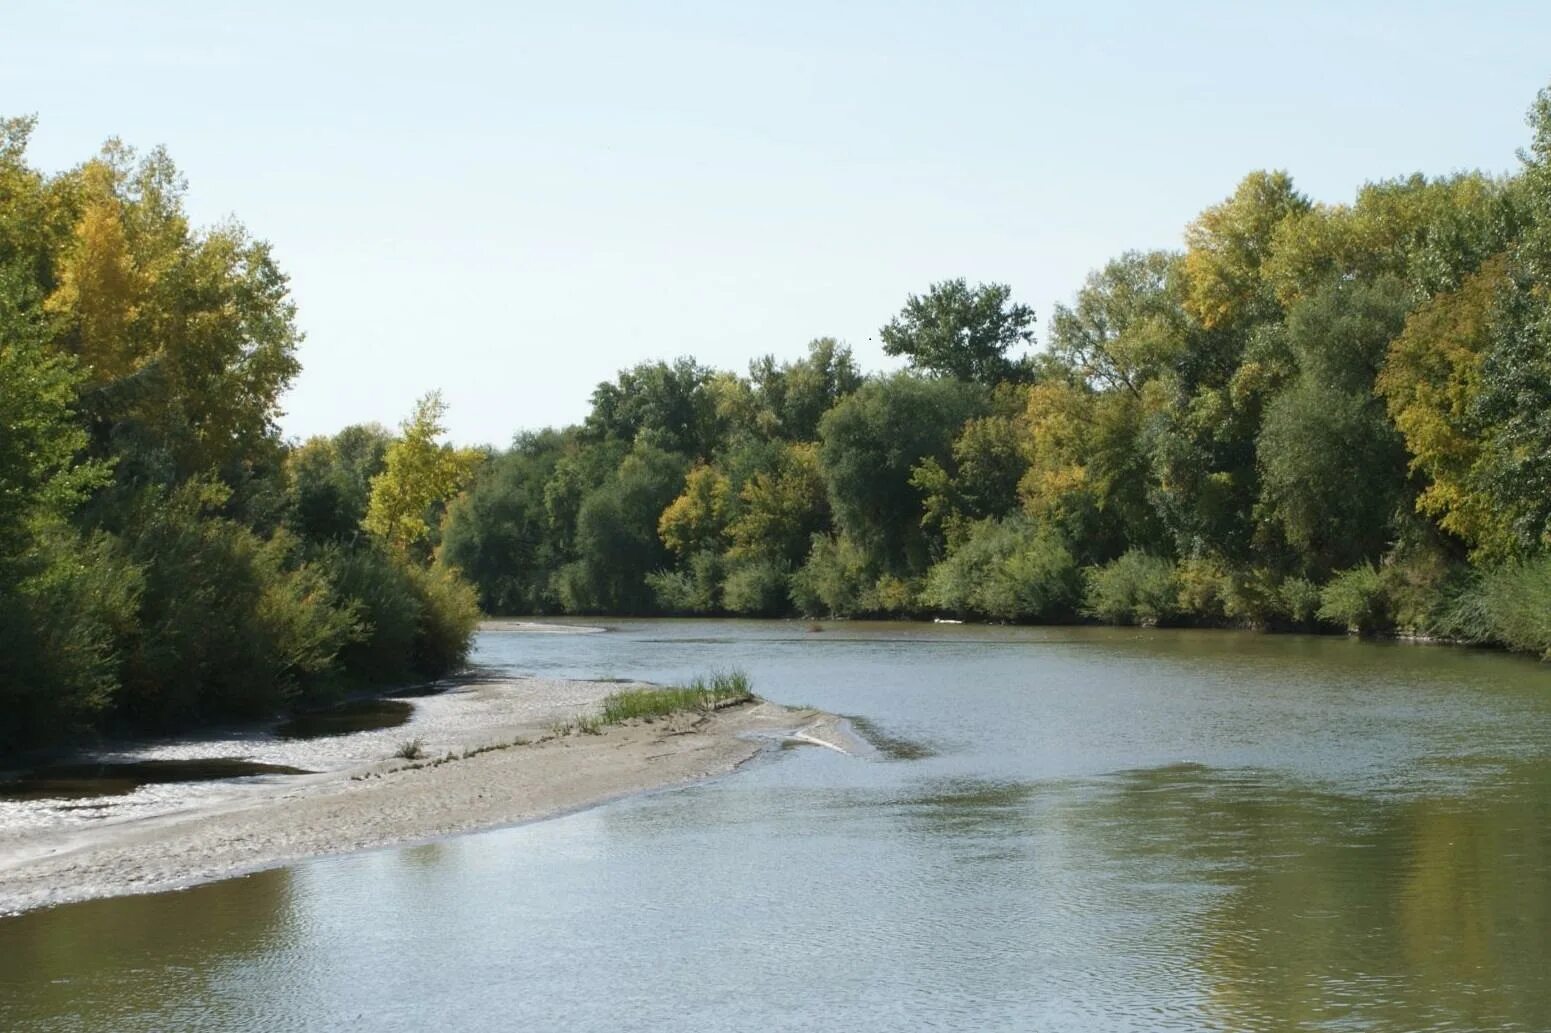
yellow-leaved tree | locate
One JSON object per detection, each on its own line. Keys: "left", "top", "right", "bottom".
{"left": 363, "top": 392, "right": 482, "bottom": 556}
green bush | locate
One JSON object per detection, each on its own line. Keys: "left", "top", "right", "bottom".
{"left": 1317, "top": 562, "right": 1392, "bottom": 634}
{"left": 921, "top": 517, "right": 1080, "bottom": 621}
{"left": 790, "top": 534, "right": 872, "bottom": 617}
{"left": 1082, "top": 551, "right": 1181, "bottom": 625}
{"left": 118, "top": 482, "right": 360, "bottom": 726}
{"left": 721, "top": 559, "right": 790, "bottom": 616}
{"left": 318, "top": 543, "right": 422, "bottom": 683}
{"left": 1278, "top": 576, "right": 1323, "bottom": 625}
{"left": 1441, "top": 555, "right": 1551, "bottom": 657}
{"left": 0, "top": 529, "right": 142, "bottom": 748}
{"left": 1175, "top": 557, "right": 1229, "bottom": 621}
{"left": 645, "top": 550, "right": 721, "bottom": 614}
{"left": 406, "top": 561, "right": 481, "bottom": 677}
{"left": 864, "top": 574, "right": 920, "bottom": 615}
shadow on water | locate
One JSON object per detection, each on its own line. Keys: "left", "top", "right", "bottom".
{"left": 0, "top": 759, "right": 314, "bottom": 801}
{"left": 844, "top": 713, "right": 937, "bottom": 760}
{"left": 275, "top": 699, "right": 414, "bottom": 739}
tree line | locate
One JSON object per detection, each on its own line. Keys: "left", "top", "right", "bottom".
{"left": 0, "top": 120, "right": 479, "bottom": 751}
{"left": 6, "top": 84, "right": 1551, "bottom": 749}
{"left": 440, "top": 84, "right": 1551, "bottom": 660}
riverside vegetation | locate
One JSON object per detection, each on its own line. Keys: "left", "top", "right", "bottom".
{"left": 440, "top": 85, "right": 1551, "bottom": 658}
{"left": 7, "top": 84, "right": 1551, "bottom": 748}
{"left": 0, "top": 120, "right": 480, "bottom": 751}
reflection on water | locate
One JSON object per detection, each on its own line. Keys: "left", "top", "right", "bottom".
{"left": 274, "top": 698, "right": 415, "bottom": 739}
{"left": 0, "top": 759, "right": 313, "bottom": 801}
{"left": 0, "top": 869, "right": 297, "bottom": 1029}
{"left": 2, "top": 620, "right": 1549, "bottom": 1032}
{"left": 1085, "top": 762, "right": 1551, "bottom": 1032}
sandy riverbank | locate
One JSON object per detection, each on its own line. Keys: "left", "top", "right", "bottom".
{"left": 0, "top": 676, "right": 855, "bottom": 915}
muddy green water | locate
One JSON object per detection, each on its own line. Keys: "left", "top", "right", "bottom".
{"left": 3, "top": 621, "right": 1550, "bottom": 1032}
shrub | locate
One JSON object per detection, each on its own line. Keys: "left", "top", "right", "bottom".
{"left": 1175, "top": 557, "right": 1229, "bottom": 621}
{"left": 865, "top": 574, "right": 919, "bottom": 615}
{"left": 1082, "top": 551, "right": 1181, "bottom": 625}
{"left": 921, "top": 517, "right": 1080, "bottom": 621}
{"left": 0, "top": 529, "right": 142, "bottom": 748}
{"left": 1317, "top": 562, "right": 1392, "bottom": 634}
{"left": 1278, "top": 576, "right": 1323, "bottom": 625}
{"left": 319, "top": 544, "right": 422, "bottom": 683}
{"left": 790, "top": 534, "right": 871, "bottom": 617}
{"left": 1441, "top": 555, "right": 1551, "bottom": 657}
{"left": 645, "top": 549, "right": 721, "bottom": 614}
{"left": 721, "top": 559, "right": 790, "bottom": 616}
{"left": 406, "top": 561, "right": 481, "bottom": 677}
{"left": 117, "top": 482, "right": 361, "bottom": 726}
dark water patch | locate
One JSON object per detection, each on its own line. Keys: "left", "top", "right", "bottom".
{"left": 276, "top": 699, "right": 414, "bottom": 739}
{"left": 0, "top": 759, "right": 314, "bottom": 801}
{"left": 844, "top": 714, "right": 936, "bottom": 760}
{"left": 381, "top": 683, "right": 448, "bottom": 699}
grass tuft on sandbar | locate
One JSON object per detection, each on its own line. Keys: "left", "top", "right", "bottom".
{"left": 599, "top": 670, "right": 754, "bottom": 725}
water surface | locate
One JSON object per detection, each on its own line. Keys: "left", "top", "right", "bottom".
{"left": 3, "top": 620, "right": 1549, "bottom": 1032}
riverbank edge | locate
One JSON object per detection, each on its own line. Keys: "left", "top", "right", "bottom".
{"left": 0, "top": 685, "right": 853, "bottom": 916}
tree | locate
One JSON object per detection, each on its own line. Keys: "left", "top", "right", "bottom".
{"left": 1182, "top": 170, "right": 1310, "bottom": 330}
{"left": 363, "top": 392, "right": 481, "bottom": 556}
{"left": 879, "top": 279, "right": 1035, "bottom": 384}
{"left": 748, "top": 337, "right": 864, "bottom": 440}
{"left": 1377, "top": 258, "right": 1514, "bottom": 559}
{"left": 818, "top": 374, "right": 985, "bottom": 575}
{"left": 284, "top": 424, "right": 392, "bottom": 542}
{"left": 554, "top": 445, "right": 687, "bottom": 612}
{"left": 1050, "top": 250, "right": 1186, "bottom": 395}
{"left": 585, "top": 357, "right": 717, "bottom": 457}
{"left": 1472, "top": 86, "right": 1551, "bottom": 553}
{"left": 727, "top": 442, "right": 828, "bottom": 566}
{"left": 1255, "top": 279, "right": 1412, "bottom": 571}
{"left": 42, "top": 142, "right": 301, "bottom": 488}
{"left": 658, "top": 464, "right": 732, "bottom": 557}
{"left": 439, "top": 430, "right": 567, "bottom": 614}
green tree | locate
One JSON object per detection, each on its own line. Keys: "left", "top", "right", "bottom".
{"left": 440, "top": 430, "right": 567, "bottom": 614}
{"left": 880, "top": 279, "right": 1035, "bottom": 384}
{"left": 748, "top": 337, "right": 864, "bottom": 440}
{"left": 818, "top": 374, "right": 985, "bottom": 576}
{"left": 1256, "top": 279, "right": 1412, "bottom": 571}
{"left": 1051, "top": 250, "right": 1186, "bottom": 395}
{"left": 284, "top": 424, "right": 392, "bottom": 543}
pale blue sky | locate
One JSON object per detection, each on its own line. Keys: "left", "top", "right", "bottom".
{"left": 6, "top": 2, "right": 1550, "bottom": 446}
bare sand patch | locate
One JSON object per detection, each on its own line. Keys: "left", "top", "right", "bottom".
{"left": 0, "top": 677, "right": 852, "bottom": 914}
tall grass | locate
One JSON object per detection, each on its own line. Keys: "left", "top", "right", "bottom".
{"left": 599, "top": 670, "right": 754, "bottom": 725}
{"left": 1440, "top": 555, "right": 1551, "bottom": 657}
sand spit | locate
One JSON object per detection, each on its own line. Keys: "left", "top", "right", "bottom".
{"left": 0, "top": 677, "right": 853, "bottom": 915}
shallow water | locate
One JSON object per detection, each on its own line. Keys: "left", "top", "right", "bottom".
{"left": 3, "top": 620, "right": 1550, "bottom": 1032}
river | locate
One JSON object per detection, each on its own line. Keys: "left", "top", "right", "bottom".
{"left": 3, "top": 619, "right": 1549, "bottom": 1031}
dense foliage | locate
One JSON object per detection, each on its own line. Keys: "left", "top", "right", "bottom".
{"left": 443, "top": 84, "right": 1551, "bottom": 661}
{"left": 0, "top": 121, "right": 478, "bottom": 750}
{"left": 8, "top": 85, "right": 1551, "bottom": 749}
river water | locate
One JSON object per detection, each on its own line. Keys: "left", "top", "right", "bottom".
{"left": 3, "top": 620, "right": 1550, "bottom": 1032}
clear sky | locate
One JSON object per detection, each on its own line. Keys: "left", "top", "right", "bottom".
{"left": 6, "top": 1, "right": 1550, "bottom": 446}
